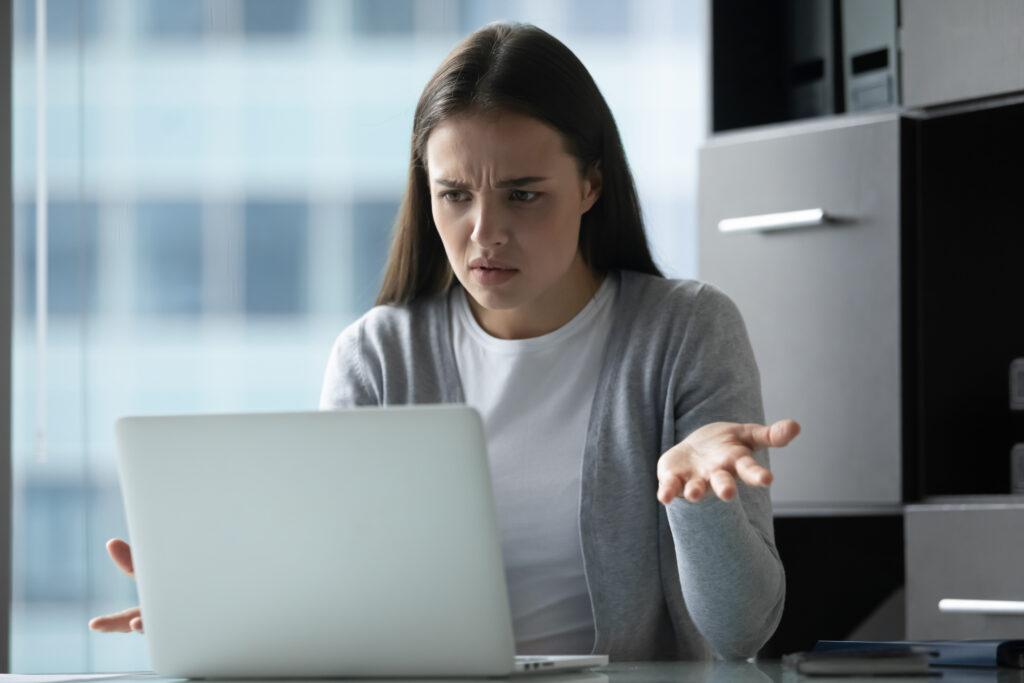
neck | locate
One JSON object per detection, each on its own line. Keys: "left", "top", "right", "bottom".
{"left": 468, "top": 254, "right": 603, "bottom": 340}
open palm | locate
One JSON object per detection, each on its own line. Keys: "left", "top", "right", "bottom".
{"left": 656, "top": 419, "right": 800, "bottom": 504}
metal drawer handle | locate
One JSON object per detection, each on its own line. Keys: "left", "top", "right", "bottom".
{"left": 939, "top": 599, "right": 1024, "bottom": 615}
{"left": 718, "top": 208, "right": 828, "bottom": 234}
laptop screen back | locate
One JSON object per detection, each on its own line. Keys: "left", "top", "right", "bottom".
{"left": 116, "top": 406, "right": 516, "bottom": 677}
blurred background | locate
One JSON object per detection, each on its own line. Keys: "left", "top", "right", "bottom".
{"left": 10, "top": 0, "right": 705, "bottom": 671}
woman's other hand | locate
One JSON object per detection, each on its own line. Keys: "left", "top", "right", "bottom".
{"left": 656, "top": 419, "right": 800, "bottom": 504}
{"left": 88, "top": 538, "right": 144, "bottom": 633}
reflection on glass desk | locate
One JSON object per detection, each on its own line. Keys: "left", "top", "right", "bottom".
{"left": 7, "top": 663, "right": 1024, "bottom": 683}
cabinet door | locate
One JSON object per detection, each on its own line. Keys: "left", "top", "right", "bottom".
{"left": 902, "top": 0, "right": 1024, "bottom": 108}
{"left": 905, "top": 502, "right": 1024, "bottom": 639}
{"left": 902, "top": 100, "right": 1024, "bottom": 499}
{"left": 698, "top": 113, "right": 900, "bottom": 512}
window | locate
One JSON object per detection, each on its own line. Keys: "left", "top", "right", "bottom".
{"left": 23, "top": 482, "right": 88, "bottom": 603}
{"left": 352, "top": 0, "right": 415, "bottom": 35}
{"left": 458, "top": 0, "right": 519, "bottom": 34}
{"left": 351, "top": 200, "right": 399, "bottom": 312}
{"left": 136, "top": 202, "right": 204, "bottom": 316}
{"left": 18, "top": 201, "right": 99, "bottom": 318}
{"left": 17, "top": 0, "right": 101, "bottom": 44}
{"left": 566, "top": 0, "right": 630, "bottom": 35}
{"left": 11, "top": 0, "right": 703, "bottom": 671}
{"left": 141, "top": 0, "right": 206, "bottom": 40}
{"left": 243, "top": 0, "right": 309, "bottom": 36}
{"left": 244, "top": 201, "right": 309, "bottom": 315}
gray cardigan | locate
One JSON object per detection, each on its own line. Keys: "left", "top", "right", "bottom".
{"left": 318, "top": 270, "right": 785, "bottom": 661}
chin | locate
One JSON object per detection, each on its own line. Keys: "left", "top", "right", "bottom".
{"left": 465, "top": 282, "right": 524, "bottom": 311}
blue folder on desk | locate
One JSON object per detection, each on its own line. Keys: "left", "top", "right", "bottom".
{"left": 814, "top": 639, "right": 1024, "bottom": 669}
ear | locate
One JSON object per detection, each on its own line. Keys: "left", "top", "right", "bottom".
{"left": 581, "top": 161, "right": 603, "bottom": 215}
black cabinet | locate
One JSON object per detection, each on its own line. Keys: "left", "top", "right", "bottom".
{"left": 901, "top": 99, "right": 1024, "bottom": 499}
{"left": 711, "top": 0, "right": 899, "bottom": 132}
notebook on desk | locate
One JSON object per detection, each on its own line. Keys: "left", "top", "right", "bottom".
{"left": 116, "top": 407, "right": 609, "bottom": 678}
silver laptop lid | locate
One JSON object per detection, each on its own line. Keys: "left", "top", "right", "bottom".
{"left": 116, "top": 406, "right": 517, "bottom": 677}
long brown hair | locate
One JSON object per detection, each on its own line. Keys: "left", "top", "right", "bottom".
{"left": 376, "top": 22, "right": 662, "bottom": 306}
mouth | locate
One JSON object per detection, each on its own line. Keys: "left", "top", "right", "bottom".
{"left": 468, "top": 263, "right": 519, "bottom": 285}
{"left": 471, "top": 265, "right": 517, "bottom": 273}
{"left": 469, "top": 256, "right": 516, "bottom": 270}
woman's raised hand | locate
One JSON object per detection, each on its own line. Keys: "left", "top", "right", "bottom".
{"left": 88, "top": 538, "right": 144, "bottom": 633}
{"left": 656, "top": 419, "right": 800, "bottom": 504}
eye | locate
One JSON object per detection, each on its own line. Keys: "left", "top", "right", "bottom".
{"left": 440, "top": 190, "right": 469, "bottom": 202}
{"left": 509, "top": 190, "right": 539, "bottom": 202}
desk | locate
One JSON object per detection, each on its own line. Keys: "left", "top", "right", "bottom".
{"left": 8, "top": 662, "right": 1024, "bottom": 683}
{"left": 604, "top": 661, "right": 1024, "bottom": 682}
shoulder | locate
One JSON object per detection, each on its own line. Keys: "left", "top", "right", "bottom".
{"left": 331, "top": 292, "right": 449, "bottom": 355}
{"left": 617, "top": 270, "right": 744, "bottom": 339}
{"left": 323, "top": 291, "right": 454, "bottom": 406}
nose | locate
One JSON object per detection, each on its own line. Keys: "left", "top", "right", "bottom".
{"left": 469, "top": 197, "right": 509, "bottom": 248}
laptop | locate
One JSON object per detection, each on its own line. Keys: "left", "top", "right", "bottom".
{"left": 115, "top": 405, "right": 609, "bottom": 677}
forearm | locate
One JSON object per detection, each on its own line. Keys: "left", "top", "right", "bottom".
{"left": 666, "top": 495, "right": 785, "bottom": 660}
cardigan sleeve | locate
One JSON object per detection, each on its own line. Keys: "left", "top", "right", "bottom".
{"left": 664, "top": 283, "right": 786, "bottom": 660}
{"left": 318, "top": 319, "right": 382, "bottom": 410}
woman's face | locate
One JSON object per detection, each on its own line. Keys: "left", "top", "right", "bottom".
{"left": 424, "top": 110, "right": 601, "bottom": 325}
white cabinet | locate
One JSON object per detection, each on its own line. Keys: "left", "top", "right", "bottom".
{"left": 902, "top": 0, "right": 1024, "bottom": 107}
{"left": 698, "top": 113, "right": 901, "bottom": 512}
{"left": 905, "top": 499, "right": 1024, "bottom": 639}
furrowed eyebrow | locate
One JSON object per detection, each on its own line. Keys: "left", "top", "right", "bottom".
{"left": 434, "top": 179, "right": 469, "bottom": 189}
{"left": 496, "top": 177, "right": 548, "bottom": 188}
{"left": 434, "top": 176, "right": 549, "bottom": 189}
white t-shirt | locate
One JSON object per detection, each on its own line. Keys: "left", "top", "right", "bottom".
{"left": 449, "top": 275, "right": 618, "bottom": 655}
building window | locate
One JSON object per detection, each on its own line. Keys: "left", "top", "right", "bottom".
{"left": 242, "top": 0, "right": 309, "bottom": 36}
{"left": 16, "top": 0, "right": 101, "bottom": 44}
{"left": 244, "top": 200, "right": 309, "bottom": 315}
{"left": 136, "top": 202, "right": 204, "bottom": 316}
{"left": 352, "top": 0, "right": 415, "bottom": 35}
{"left": 23, "top": 481, "right": 88, "bottom": 602}
{"left": 140, "top": 0, "right": 207, "bottom": 40}
{"left": 351, "top": 200, "right": 398, "bottom": 312}
{"left": 18, "top": 201, "right": 99, "bottom": 318}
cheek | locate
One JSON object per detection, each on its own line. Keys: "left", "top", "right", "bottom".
{"left": 520, "top": 203, "right": 581, "bottom": 257}
{"left": 432, "top": 203, "right": 469, "bottom": 259}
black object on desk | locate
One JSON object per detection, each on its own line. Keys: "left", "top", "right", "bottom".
{"left": 814, "top": 640, "right": 1024, "bottom": 669}
{"left": 784, "top": 647, "right": 934, "bottom": 676}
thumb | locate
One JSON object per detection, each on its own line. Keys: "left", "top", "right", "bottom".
{"left": 768, "top": 419, "right": 801, "bottom": 447}
{"left": 739, "top": 419, "right": 801, "bottom": 449}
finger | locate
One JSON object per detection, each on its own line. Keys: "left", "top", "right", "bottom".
{"left": 709, "top": 470, "right": 737, "bottom": 501}
{"left": 683, "top": 477, "right": 708, "bottom": 503}
{"left": 657, "top": 473, "right": 685, "bottom": 505}
{"left": 129, "top": 616, "right": 144, "bottom": 633}
{"left": 735, "top": 455, "right": 773, "bottom": 487}
{"left": 657, "top": 441, "right": 699, "bottom": 504}
{"left": 89, "top": 609, "right": 138, "bottom": 633}
{"left": 737, "top": 419, "right": 801, "bottom": 450}
{"left": 89, "top": 607, "right": 141, "bottom": 633}
{"left": 107, "top": 538, "right": 134, "bottom": 577}
{"left": 772, "top": 419, "right": 801, "bottom": 445}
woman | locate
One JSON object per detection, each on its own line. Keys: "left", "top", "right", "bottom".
{"left": 91, "top": 22, "right": 799, "bottom": 661}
